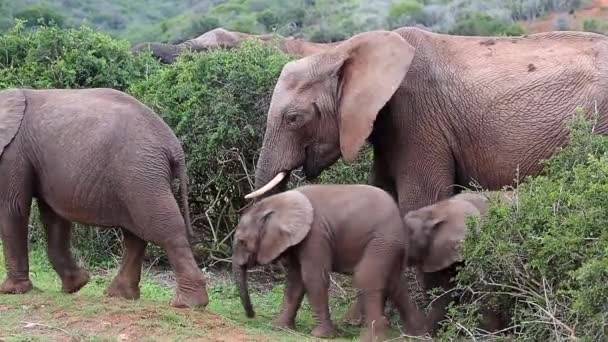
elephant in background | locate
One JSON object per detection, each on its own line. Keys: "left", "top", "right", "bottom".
{"left": 232, "top": 184, "right": 427, "bottom": 341}
{"left": 132, "top": 27, "right": 341, "bottom": 63}
{"left": 405, "top": 191, "right": 515, "bottom": 334}
{"left": 0, "top": 88, "right": 208, "bottom": 308}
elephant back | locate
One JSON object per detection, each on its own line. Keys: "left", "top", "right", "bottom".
{"left": 0, "top": 88, "right": 26, "bottom": 158}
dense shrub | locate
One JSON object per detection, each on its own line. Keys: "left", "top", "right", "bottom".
{"left": 130, "top": 40, "right": 372, "bottom": 265}
{"left": 450, "top": 12, "right": 526, "bottom": 36}
{"left": 0, "top": 21, "right": 161, "bottom": 90}
{"left": 439, "top": 112, "right": 608, "bottom": 340}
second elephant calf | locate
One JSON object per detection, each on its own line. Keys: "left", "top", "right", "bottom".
{"left": 405, "top": 190, "right": 515, "bottom": 334}
{"left": 232, "top": 184, "right": 427, "bottom": 341}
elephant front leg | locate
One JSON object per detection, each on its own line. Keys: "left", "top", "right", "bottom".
{"left": 0, "top": 214, "right": 33, "bottom": 294}
{"left": 301, "top": 261, "right": 336, "bottom": 338}
{"left": 39, "top": 201, "right": 90, "bottom": 294}
{"left": 105, "top": 230, "right": 147, "bottom": 300}
{"left": 273, "top": 260, "right": 305, "bottom": 330}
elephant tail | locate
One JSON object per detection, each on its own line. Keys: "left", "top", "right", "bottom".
{"left": 174, "top": 158, "right": 194, "bottom": 243}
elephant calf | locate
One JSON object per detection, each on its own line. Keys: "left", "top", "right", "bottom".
{"left": 0, "top": 88, "right": 208, "bottom": 308}
{"left": 232, "top": 184, "right": 427, "bottom": 341}
{"left": 405, "top": 191, "right": 514, "bottom": 334}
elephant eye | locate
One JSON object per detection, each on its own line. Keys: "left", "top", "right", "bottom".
{"left": 285, "top": 112, "right": 299, "bottom": 126}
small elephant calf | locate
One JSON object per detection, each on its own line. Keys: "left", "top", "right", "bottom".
{"left": 404, "top": 190, "right": 514, "bottom": 334}
{"left": 232, "top": 184, "right": 426, "bottom": 341}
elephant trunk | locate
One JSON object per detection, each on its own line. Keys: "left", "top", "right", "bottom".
{"left": 233, "top": 259, "right": 255, "bottom": 318}
{"left": 131, "top": 42, "right": 185, "bottom": 64}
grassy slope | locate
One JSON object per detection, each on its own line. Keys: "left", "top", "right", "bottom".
{"left": 0, "top": 246, "right": 409, "bottom": 341}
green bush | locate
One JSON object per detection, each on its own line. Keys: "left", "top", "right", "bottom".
{"left": 450, "top": 13, "right": 526, "bottom": 36}
{"left": 130, "top": 40, "right": 292, "bottom": 265}
{"left": 0, "top": 21, "right": 161, "bottom": 90}
{"left": 440, "top": 111, "right": 608, "bottom": 340}
{"left": 14, "top": 4, "right": 66, "bottom": 29}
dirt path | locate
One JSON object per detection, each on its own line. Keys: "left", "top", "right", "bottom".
{"left": 0, "top": 292, "right": 270, "bottom": 342}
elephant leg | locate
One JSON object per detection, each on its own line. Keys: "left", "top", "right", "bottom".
{"left": 38, "top": 201, "right": 89, "bottom": 293}
{"left": 422, "top": 268, "right": 457, "bottom": 335}
{"left": 273, "top": 260, "right": 305, "bottom": 329}
{"left": 0, "top": 157, "right": 33, "bottom": 294}
{"left": 342, "top": 290, "right": 365, "bottom": 326}
{"left": 353, "top": 243, "right": 392, "bottom": 342}
{"left": 0, "top": 213, "right": 33, "bottom": 294}
{"left": 105, "top": 229, "right": 147, "bottom": 300}
{"left": 387, "top": 266, "right": 428, "bottom": 336}
{"left": 300, "top": 260, "right": 336, "bottom": 338}
{"left": 128, "top": 194, "right": 208, "bottom": 308}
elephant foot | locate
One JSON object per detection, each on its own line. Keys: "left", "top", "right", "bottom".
{"left": 105, "top": 278, "right": 140, "bottom": 300}
{"left": 271, "top": 316, "right": 296, "bottom": 330}
{"left": 311, "top": 323, "right": 337, "bottom": 339}
{"left": 61, "top": 269, "right": 90, "bottom": 294}
{"left": 0, "top": 277, "right": 33, "bottom": 294}
{"left": 170, "top": 284, "right": 209, "bottom": 308}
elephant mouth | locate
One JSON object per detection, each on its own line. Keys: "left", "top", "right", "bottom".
{"left": 303, "top": 144, "right": 340, "bottom": 180}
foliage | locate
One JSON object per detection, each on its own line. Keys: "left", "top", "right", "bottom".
{"left": 0, "top": 21, "right": 161, "bottom": 90}
{"left": 130, "top": 40, "right": 293, "bottom": 265}
{"left": 439, "top": 112, "right": 608, "bottom": 340}
{"left": 13, "top": 4, "right": 66, "bottom": 29}
{"left": 449, "top": 12, "right": 526, "bottom": 36}
{"left": 583, "top": 18, "right": 608, "bottom": 34}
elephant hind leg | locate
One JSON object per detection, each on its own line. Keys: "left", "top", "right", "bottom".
{"left": 126, "top": 193, "right": 208, "bottom": 308}
{"left": 0, "top": 151, "right": 34, "bottom": 294}
{"left": 38, "top": 200, "right": 89, "bottom": 294}
{"left": 105, "top": 229, "right": 147, "bottom": 300}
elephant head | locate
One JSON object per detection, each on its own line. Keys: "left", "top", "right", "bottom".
{"left": 404, "top": 193, "right": 487, "bottom": 273}
{"left": 232, "top": 190, "right": 314, "bottom": 317}
{"left": 246, "top": 30, "right": 416, "bottom": 199}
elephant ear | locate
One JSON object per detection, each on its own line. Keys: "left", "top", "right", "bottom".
{"left": 331, "top": 30, "right": 415, "bottom": 162}
{"left": 423, "top": 200, "right": 481, "bottom": 273}
{"left": 0, "top": 89, "right": 26, "bottom": 158}
{"left": 256, "top": 190, "right": 314, "bottom": 264}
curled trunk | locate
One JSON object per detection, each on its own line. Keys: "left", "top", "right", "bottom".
{"left": 233, "top": 261, "right": 255, "bottom": 318}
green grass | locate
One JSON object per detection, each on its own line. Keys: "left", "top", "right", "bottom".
{"left": 0, "top": 244, "right": 409, "bottom": 341}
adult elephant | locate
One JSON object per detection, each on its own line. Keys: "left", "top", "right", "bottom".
{"left": 132, "top": 27, "right": 340, "bottom": 63}
{"left": 246, "top": 27, "right": 608, "bottom": 215}
{"left": 0, "top": 88, "right": 208, "bottom": 308}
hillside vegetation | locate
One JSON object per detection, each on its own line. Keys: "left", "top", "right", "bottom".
{"left": 1, "top": 0, "right": 606, "bottom": 45}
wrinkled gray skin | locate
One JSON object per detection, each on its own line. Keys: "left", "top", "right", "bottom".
{"left": 405, "top": 191, "right": 514, "bottom": 334}
{"left": 250, "top": 27, "right": 608, "bottom": 321}
{"left": 232, "top": 184, "right": 427, "bottom": 341}
{"left": 132, "top": 27, "right": 340, "bottom": 63}
{"left": 0, "top": 88, "right": 208, "bottom": 308}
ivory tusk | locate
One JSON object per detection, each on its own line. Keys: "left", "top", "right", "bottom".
{"left": 244, "top": 172, "right": 287, "bottom": 199}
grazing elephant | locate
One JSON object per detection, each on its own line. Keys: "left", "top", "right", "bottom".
{"left": 0, "top": 88, "right": 208, "bottom": 308}
{"left": 132, "top": 27, "right": 340, "bottom": 63}
{"left": 405, "top": 191, "right": 514, "bottom": 334}
{"left": 232, "top": 184, "right": 427, "bottom": 341}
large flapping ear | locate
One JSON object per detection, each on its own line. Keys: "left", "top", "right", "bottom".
{"left": 423, "top": 201, "right": 481, "bottom": 272}
{"left": 256, "top": 191, "right": 314, "bottom": 264}
{"left": 332, "top": 31, "right": 415, "bottom": 161}
{"left": 0, "top": 89, "right": 26, "bottom": 157}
